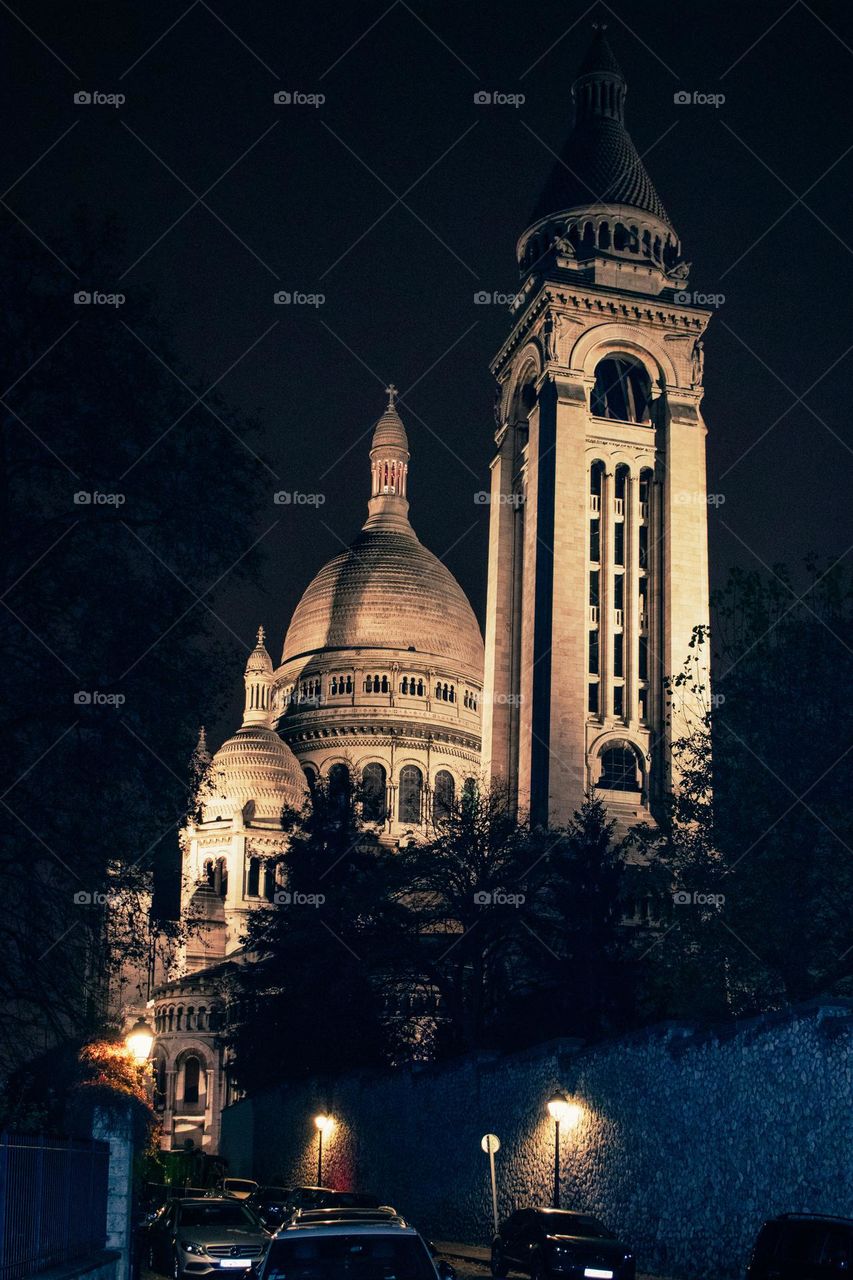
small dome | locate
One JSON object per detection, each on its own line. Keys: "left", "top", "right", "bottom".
{"left": 201, "top": 725, "right": 306, "bottom": 822}
{"left": 371, "top": 403, "right": 409, "bottom": 453}
{"left": 245, "top": 625, "right": 273, "bottom": 674}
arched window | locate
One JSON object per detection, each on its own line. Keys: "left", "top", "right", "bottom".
{"left": 432, "top": 770, "right": 455, "bottom": 823}
{"left": 303, "top": 764, "right": 318, "bottom": 793}
{"left": 328, "top": 763, "right": 351, "bottom": 811}
{"left": 186, "top": 1006, "right": 194, "bottom": 1031}
{"left": 398, "top": 765, "right": 423, "bottom": 824}
{"left": 362, "top": 763, "right": 387, "bottom": 823}
{"left": 197, "top": 1007, "right": 206, "bottom": 1031}
{"left": 591, "top": 356, "right": 651, "bottom": 423}
{"left": 247, "top": 857, "right": 260, "bottom": 896}
{"left": 598, "top": 744, "right": 641, "bottom": 792}
{"left": 401, "top": 677, "right": 409, "bottom": 694}
{"left": 183, "top": 1055, "right": 201, "bottom": 1106}
{"left": 167, "top": 1006, "right": 174, "bottom": 1032}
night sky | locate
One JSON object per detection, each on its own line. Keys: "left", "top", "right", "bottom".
{"left": 4, "top": 0, "right": 852, "bottom": 743}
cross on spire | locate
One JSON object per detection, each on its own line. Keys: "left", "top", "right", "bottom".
{"left": 385, "top": 383, "right": 398, "bottom": 409}
{"left": 256, "top": 624, "right": 266, "bottom": 646}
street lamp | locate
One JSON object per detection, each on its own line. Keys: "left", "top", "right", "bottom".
{"left": 546, "top": 1092, "right": 578, "bottom": 1209}
{"left": 125, "top": 1017, "right": 154, "bottom": 1064}
{"left": 314, "top": 1113, "right": 333, "bottom": 1185}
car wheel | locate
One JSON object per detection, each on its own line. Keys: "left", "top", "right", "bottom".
{"left": 491, "top": 1245, "right": 509, "bottom": 1279}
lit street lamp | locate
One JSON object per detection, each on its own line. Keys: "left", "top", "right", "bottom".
{"left": 125, "top": 1017, "right": 154, "bottom": 1064}
{"left": 314, "top": 1113, "right": 333, "bottom": 1185}
{"left": 546, "top": 1092, "right": 577, "bottom": 1209}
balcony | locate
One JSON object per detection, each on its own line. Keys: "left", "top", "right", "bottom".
{"left": 588, "top": 605, "right": 599, "bottom": 625}
{"left": 589, "top": 493, "right": 600, "bottom": 515}
{"left": 614, "top": 608, "right": 624, "bottom": 628}
{"left": 640, "top": 500, "right": 650, "bottom": 521}
{"left": 614, "top": 497, "right": 625, "bottom": 518}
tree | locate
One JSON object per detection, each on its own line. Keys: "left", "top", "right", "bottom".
{"left": 0, "top": 215, "right": 268, "bottom": 1070}
{"left": 634, "top": 561, "right": 853, "bottom": 1019}
{"left": 227, "top": 772, "right": 400, "bottom": 1092}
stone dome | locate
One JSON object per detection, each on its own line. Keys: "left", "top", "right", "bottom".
{"left": 282, "top": 525, "right": 484, "bottom": 673}
{"left": 201, "top": 724, "right": 306, "bottom": 822}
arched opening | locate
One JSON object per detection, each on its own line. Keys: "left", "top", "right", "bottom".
{"left": 398, "top": 765, "right": 423, "bottom": 824}
{"left": 432, "top": 770, "right": 455, "bottom": 824}
{"left": 362, "top": 762, "right": 387, "bottom": 823}
{"left": 598, "top": 743, "right": 642, "bottom": 793}
{"left": 152, "top": 1055, "right": 167, "bottom": 1111}
{"left": 182, "top": 1055, "right": 201, "bottom": 1107}
{"left": 591, "top": 356, "right": 651, "bottom": 423}
{"left": 247, "top": 856, "right": 260, "bottom": 897}
{"left": 328, "top": 763, "right": 351, "bottom": 812}
{"left": 302, "top": 764, "right": 318, "bottom": 793}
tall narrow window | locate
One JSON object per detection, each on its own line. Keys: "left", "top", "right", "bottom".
{"left": 639, "top": 524, "right": 649, "bottom": 569}
{"left": 613, "top": 685, "right": 624, "bottom": 718}
{"left": 614, "top": 521, "right": 625, "bottom": 566}
{"left": 589, "top": 570, "right": 600, "bottom": 607}
{"left": 599, "top": 745, "right": 639, "bottom": 791}
{"left": 247, "top": 857, "right": 260, "bottom": 896}
{"left": 183, "top": 1056, "right": 200, "bottom": 1106}
{"left": 588, "top": 630, "right": 599, "bottom": 675}
{"left": 328, "top": 763, "right": 351, "bottom": 812}
{"left": 362, "top": 763, "right": 387, "bottom": 823}
{"left": 398, "top": 765, "right": 423, "bottom": 824}
{"left": 588, "top": 681, "right": 599, "bottom": 715}
{"left": 613, "top": 632, "right": 623, "bottom": 678}
{"left": 639, "top": 636, "right": 649, "bottom": 681}
{"left": 589, "top": 518, "right": 600, "bottom": 562}
{"left": 432, "top": 770, "right": 455, "bottom": 824}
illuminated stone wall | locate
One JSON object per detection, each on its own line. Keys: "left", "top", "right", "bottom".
{"left": 221, "top": 1000, "right": 853, "bottom": 1279}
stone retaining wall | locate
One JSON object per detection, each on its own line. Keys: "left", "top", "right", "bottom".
{"left": 221, "top": 1000, "right": 853, "bottom": 1278}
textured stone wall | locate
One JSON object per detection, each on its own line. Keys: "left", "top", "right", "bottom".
{"left": 221, "top": 1001, "right": 853, "bottom": 1279}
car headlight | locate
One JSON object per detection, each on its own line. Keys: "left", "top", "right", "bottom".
{"left": 180, "top": 1241, "right": 207, "bottom": 1256}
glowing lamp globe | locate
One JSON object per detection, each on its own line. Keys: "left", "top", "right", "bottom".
{"left": 125, "top": 1017, "right": 154, "bottom": 1064}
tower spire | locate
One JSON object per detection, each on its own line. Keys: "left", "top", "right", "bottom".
{"left": 363, "top": 387, "right": 412, "bottom": 533}
{"left": 243, "top": 626, "right": 273, "bottom": 726}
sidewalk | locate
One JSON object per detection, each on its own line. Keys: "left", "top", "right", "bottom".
{"left": 433, "top": 1240, "right": 677, "bottom": 1280}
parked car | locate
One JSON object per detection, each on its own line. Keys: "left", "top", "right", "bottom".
{"left": 746, "top": 1213, "right": 853, "bottom": 1278}
{"left": 212, "top": 1178, "right": 260, "bottom": 1202}
{"left": 147, "top": 1196, "right": 270, "bottom": 1280}
{"left": 244, "top": 1187, "right": 291, "bottom": 1228}
{"left": 283, "top": 1186, "right": 383, "bottom": 1214}
{"left": 491, "top": 1207, "right": 635, "bottom": 1280}
{"left": 259, "top": 1217, "right": 455, "bottom": 1280}
{"left": 291, "top": 1209, "right": 403, "bottom": 1227}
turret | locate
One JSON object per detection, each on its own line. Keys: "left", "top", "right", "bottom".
{"left": 242, "top": 625, "right": 273, "bottom": 726}
{"left": 364, "top": 384, "right": 411, "bottom": 533}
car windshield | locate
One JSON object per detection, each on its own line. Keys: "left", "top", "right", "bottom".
{"left": 265, "top": 1234, "right": 435, "bottom": 1280}
{"left": 546, "top": 1215, "right": 609, "bottom": 1239}
{"left": 180, "top": 1204, "right": 258, "bottom": 1228}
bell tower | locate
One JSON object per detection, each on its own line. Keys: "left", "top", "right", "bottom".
{"left": 481, "top": 28, "right": 712, "bottom": 827}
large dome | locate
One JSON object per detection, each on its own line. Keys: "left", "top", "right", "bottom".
{"left": 283, "top": 525, "right": 484, "bottom": 673}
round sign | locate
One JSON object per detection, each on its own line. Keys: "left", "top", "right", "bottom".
{"left": 481, "top": 1133, "right": 501, "bottom": 1153}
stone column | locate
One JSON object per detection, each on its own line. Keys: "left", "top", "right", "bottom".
{"left": 599, "top": 467, "right": 614, "bottom": 721}
{"left": 92, "top": 1104, "right": 137, "bottom": 1280}
{"left": 625, "top": 471, "right": 640, "bottom": 724}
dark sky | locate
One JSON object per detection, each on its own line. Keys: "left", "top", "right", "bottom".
{"left": 4, "top": 0, "right": 852, "bottom": 742}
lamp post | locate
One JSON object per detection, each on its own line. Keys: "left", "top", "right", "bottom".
{"left": 125, "top": 1017, "right": 154, "bottom": 1064}
{"left": 314, "top": 1114, "right": 332, "bottom": 1185}
{"left": 546, "top": 1092, "right": 573, "bottom": 1209}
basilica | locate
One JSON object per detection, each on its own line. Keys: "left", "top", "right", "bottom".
{"left": 136, "top": 27, "right": 713, "bottom": 1155}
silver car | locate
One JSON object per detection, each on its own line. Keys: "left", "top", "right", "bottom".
{"left": 148, "top": 1197, "right": 271, "bottom": 1280}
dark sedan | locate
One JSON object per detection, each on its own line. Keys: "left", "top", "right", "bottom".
{"left": 244, "top": 1187, "right": 291, "bottom": 1229}
{"left": 283, "top": 1187, "right": 383, "bottom": 1214}
{"left": 491, "top": 1208, "right": 635, "bottom": 1280}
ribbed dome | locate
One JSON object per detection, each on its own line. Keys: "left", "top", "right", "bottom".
{"left": 528, "top": 27, "right": 674, "bottom": 232}
{"left": 371, "top": 403, "right": 408, "bottom": 451}
{"left": 202, "top": 725, "right": 306, "bottom": 822}
{"left": 282, "top": 526, "right": 484, "bottom": 672}
{"left": 245, "top": 626, "right": 273, "bottom": 674}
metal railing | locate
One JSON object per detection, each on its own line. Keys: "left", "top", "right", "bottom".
{"left": 0, "top": 1133, "right": 109, "bottom": 1280}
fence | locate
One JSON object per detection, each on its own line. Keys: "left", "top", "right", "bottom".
{"left": 0, "top": 1133, "right": 110, "bottom": 1280}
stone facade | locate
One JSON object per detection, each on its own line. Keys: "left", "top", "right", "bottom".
{"left": 220, "top": 1001, "right": 853, "bottom": 1280}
